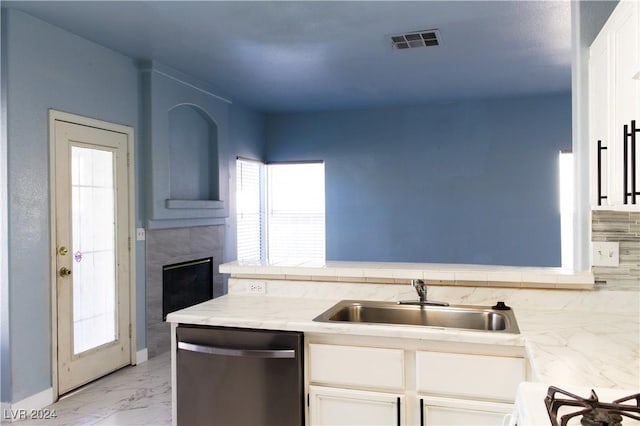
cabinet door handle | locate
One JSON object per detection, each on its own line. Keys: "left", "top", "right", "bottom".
{"left": 597, "top": 139, "right": 608, "bottom": 206}
{"left": 420, "top": 398, "right": 424, "bottom": 426}
{"left": 624, "top": 120, "right": 639, "bottom": 205}
{"left": 178, "top": 341, "right": 295, "bottom": 358}
{"left": 396, "top": 397, "right": 401, "bottom": 426}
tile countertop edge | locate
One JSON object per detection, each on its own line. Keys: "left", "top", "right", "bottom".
{"left": 167, "top": 295, "right": 639, "bottom": 390}
{"left": 219, "top": 261, "right": 595, "bottom": 287}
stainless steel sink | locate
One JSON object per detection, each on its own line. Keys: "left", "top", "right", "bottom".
{"left": 313, "top": 300, "right": 520, "bottom": 333}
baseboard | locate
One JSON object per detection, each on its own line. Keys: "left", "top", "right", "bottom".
{"left": 1, "top": 401, "right": 11, "bottom": 421}
{"left": 136, "top": 348, "right": 148, "bottom": 364}
{"left": 2, "top": 388, "right": 54, "bottom": 422}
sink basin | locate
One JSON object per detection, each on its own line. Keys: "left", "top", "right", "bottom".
{"left": 313, "top": 300, "right": 520, "bottom": 333}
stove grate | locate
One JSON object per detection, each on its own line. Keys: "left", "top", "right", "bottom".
{"left": 545, "top": 386, "right": 640, "bottom": 426}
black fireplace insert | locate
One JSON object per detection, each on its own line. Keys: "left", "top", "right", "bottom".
{"left": 162, "top": 257, "right": 213, "bottom": 320}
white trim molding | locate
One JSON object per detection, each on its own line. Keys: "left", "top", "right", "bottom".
{"left": 136, "top": 348, "right": 148, "bottom": 364}
{"left": 2, "top": 388, "right": 55, "bottom": 422}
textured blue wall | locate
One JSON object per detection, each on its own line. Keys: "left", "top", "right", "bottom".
{"left": 266, "top": 94, "right": 572, "bottom": 266}
{"left": 2, "top": 9, "right": 266, "bottom": 403}
{"left": 225, "top": 104, "right": 266, "bottom": 268}
{"left": 3, "top": 9, "right": 142, "bottom": 402}
{"left": 141, "top": 62, "right": 232, "bottom": 228}
{"left": 168, "top": 105, "right": 219, "bottom": 200}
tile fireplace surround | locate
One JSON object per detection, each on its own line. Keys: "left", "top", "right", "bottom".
{"left": 146, "top": 225, "right": 224, "bottom": 357}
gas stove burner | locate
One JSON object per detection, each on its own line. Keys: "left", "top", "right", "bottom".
{"left": 580, "top": 407, "right": 622, "bottom": 426}
{"left": 545, "top": 386, "right": 640, "bottom": 426}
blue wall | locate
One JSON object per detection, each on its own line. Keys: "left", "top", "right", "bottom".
{"left": 1, "top": 9, "right": 265, "bottom": 404}
{"left": 266, "top": 93, "right": 572, "bottom": 266}
{"left": 3, "top": 9, "right": 142, "bottom": 402}
{"left": 225, "top": 104, "right": 266, "bottom": 269}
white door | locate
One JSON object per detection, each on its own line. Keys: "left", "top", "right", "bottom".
{"left": 52, "top": 114, "right": 133, "bottom": 395}
{"left": 309, "top": 385, "right": 402, "bottom": 426}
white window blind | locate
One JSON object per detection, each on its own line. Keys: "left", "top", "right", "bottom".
{"left": 236, "top": 158, "right": 263, "bottom": 262}
{"left": 267, "top": 162, "right": 325, "bottom": 263}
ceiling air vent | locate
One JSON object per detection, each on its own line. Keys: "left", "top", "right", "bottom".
{"left": 391, "top": 30, "right": 440, "bottom": 50}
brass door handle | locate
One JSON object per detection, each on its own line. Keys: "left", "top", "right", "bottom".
{"left": 59, "top": 267, "right": 72, "bottom": 277}
{"left": 58, "top": 246, "right": 69, "bottom": 256}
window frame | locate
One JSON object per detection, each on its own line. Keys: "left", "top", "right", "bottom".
{"left": 235, "top": 158, "right": 326, "bottom": 264}
{"left": 235, "top": 157, "right": 266, "bottom": 263}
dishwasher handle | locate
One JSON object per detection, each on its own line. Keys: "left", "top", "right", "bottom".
{"left": 178, "top": 341, "right": 296, "bottom": 359}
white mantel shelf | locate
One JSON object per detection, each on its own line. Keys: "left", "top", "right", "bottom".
{"left": 220, "top": 260, "right": 595, "bottom": 289}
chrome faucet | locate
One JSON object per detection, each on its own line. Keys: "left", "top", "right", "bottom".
{"left": 411, "top": 279, "right": 428, "bottom": 303}
{"left": 398, "top": 279, "right": 449, "bottom": 306}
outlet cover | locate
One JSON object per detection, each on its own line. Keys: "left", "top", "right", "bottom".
{"left": 136, "top": 228, "right": 146, "bottom": 241}
{"left": 248, "top": 281, "right": 266, "bottom": 294}
{"left": 592, "top": 241, "right": 619, "bottom": 267}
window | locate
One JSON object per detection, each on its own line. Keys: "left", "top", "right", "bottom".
{"left": 236, "top": 158, "right": 263, "bottom": 262}
{"left": 236, "top": 159, "right": 325, "bottom": 263}
{"left": 267, "top": 163, "right": 325, "bottom": 263}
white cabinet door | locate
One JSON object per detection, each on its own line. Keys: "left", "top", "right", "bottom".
{"left": 416, "top": 351, "right": 525, "bottom": 402}
{"left": 422, "top": 396, "right": 513, "bottom": 426}
{"left": 309, "top": 386, "right": 402, "bottom": 426}
{"left": 590, "top": 0, "right": 640, "bottom": 209}
{"left": 589, "top": 31, "right": 611, "bottom": 207}
{"left": 309, "top": 343, "right": 404, "bottom": 391}
{"left": 611, "top": 0, "right": 640, "bottom": 206}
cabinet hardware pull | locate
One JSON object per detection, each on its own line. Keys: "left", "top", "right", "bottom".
{"left": 597, "top": 139, "right": 608, "bottom": 206}
{"left": 396, "top": 397, "right": 401, "bottom": 426}
{"left": 624, "top": 120, "right": 639, "bottom": 205}
{"left": 177, "top": 341, "right": 295, "bottom": 358}
{"left": 420, "top": 398, "right": 424, "bottom": 426}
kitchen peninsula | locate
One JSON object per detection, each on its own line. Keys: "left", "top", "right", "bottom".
{"left": 167, "top": 261, "right": 639, "bottom": 425}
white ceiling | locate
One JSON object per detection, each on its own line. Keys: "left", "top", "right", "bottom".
{"left": 3, "top": 1, "right": 573, "bottom": 113}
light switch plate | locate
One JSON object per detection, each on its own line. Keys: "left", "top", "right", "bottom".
{"left": 592, "top": 241, "right": 619, "bottom": 267}
{"left": 136, "top": 228, "right": 146, "bottom": 241}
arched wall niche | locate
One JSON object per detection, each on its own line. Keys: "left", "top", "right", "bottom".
{"left": 168, "top": 104, "right": 219, "bottom": 201}
{"left": 141, "top": 60, "right": 230, "bottom": 228}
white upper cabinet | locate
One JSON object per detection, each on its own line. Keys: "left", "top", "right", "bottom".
{"left": 589, "top": 0, "right": 640, "bottom": 210}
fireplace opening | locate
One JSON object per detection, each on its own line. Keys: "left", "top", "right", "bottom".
{"left": 162, "top": 257, "right": 213, "bottom": 320}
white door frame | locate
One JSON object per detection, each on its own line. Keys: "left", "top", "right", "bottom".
{"left": 48, "top": 109, "right": 137, "bottom": 400}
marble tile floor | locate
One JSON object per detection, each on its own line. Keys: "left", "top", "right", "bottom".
{"left": 14, "top": 352, "right": 171, "bottom": 426}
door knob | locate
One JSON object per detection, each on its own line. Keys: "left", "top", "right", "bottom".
{"left": 59, "top": 267, "right": 72, "bottom": 277}
{"left": 58, "top": 246, "right": 69, "bottom": 256}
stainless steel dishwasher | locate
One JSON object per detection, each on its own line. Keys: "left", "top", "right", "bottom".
{"left": 176, "top": 325, "right": 304, "bottom": 426}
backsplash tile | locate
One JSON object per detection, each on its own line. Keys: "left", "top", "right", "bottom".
{"left": 591, "top": 211, "right": 640, "bottom": 290}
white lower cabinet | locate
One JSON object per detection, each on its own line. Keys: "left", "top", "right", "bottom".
{"left": 421, "top": 395, "right": 513, "bottom": 426}
{"left": 307, "top": 342, "right": 526, "bottom": 426}
{"left": 309, "top": 386, "right": 403, "bottom": 426}
{"left": 415, "top": 351, "right": 526, "bottom": 401}
{"left": 415, "top": 351, "right": 524, "bottom": 425}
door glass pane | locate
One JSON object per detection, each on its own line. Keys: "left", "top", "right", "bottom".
{"left": 71, "top": 146, "right": 116, "bottom": 354}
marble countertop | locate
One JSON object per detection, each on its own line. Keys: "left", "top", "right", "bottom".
{"left": 220, "top": 260, "right": 595, "bottom": 288}
{"left": 167, "top": 292, "right": 639, "bottom": 390}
